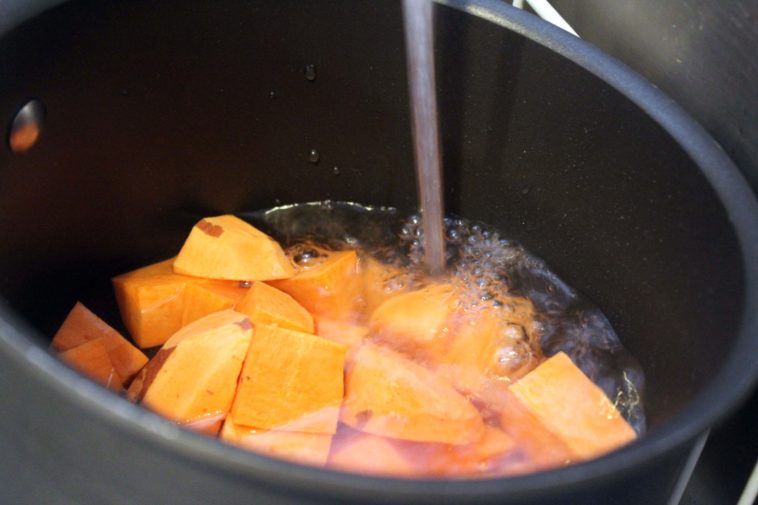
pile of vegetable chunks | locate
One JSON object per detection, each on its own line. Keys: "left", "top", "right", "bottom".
{"left": 52, "top": 215, "right": 636, "bottom": 477}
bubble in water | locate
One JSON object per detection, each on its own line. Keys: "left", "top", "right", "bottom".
{"left": 309, "top": 149, "right": 320, "bottom": 164}
{"left": 332, "top": 166, "right": 341, "bottom": 176}
{"left": 238, "top": 281, "right": 252, "bottom": 288}
{"left": 304, "top": 63, "right": 317, "bottom": 82}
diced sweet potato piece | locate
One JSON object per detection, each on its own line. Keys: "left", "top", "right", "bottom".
{"left": 368, "top": 284, "right": 456, "bottom": 361}
{"left": 127, "top": 310, "right": 253, "bottom": 424}
{"left": 497, "top": 388, "right": 574, "bottom": 473}
{"left": 372, "top": 286, "right": 540, "bottom": 385}
{"left": 508, "top": 352, "right": 637, "bottom": 460}
{"left": 58, "top": 337, "right": 123, "bottom": 391}
{"left": 221, "top": 414, "right": 332, "bottom": 466}
{"left": 359, "top": 256, "right": 408, "bottom": 315}
{"left": 443, "top": 303, "right": 540, "bottom": 384}
{"left": 51, "top": 302, "right": 147, "bottom": 382}
{"left": 174, "top": 215, "right": 295, "bottom": 281}
{"left": 113, "top": 258, "right": 248, "bottom": 348}
{"left": 328, "top": 424, "right": 514, "bottom": 477}
{"left": 341, "top": 342, "right": 484, "bottom": 445}
{"left": 235, "top": 282, "right": 314, "bottom": 333}
{"left": 314, "top": 318, "right": 368, "bottom": 351}
{"left": 327, "top": 425, "right": 428, "bottom": 477}
{"left": 231, "top": 324, "right": 346, "bottom": 434}
{"left": 269, "top": 249, "right": 361, "bottom": 322}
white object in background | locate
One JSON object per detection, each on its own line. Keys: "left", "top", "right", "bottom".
{"left": 666, "top": 431, "right": 710, "bottom": 505}
{"left": 737, "top": 458, "right": 758, "bottom": 505}
{"left": 512, "top": 0, "right": 579, "bottom": 37}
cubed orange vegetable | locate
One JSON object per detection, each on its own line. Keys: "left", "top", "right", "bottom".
{"left": 371, "top": 287, "right": 540, "bottom": 384}
{"left": 327, "top": 425, "right": 428, "bottom": 477}
{"left": 269, "top": 249, "right": 361, "bottom": 322}
{"left": 173, "top": 215, "right": 295, "bottom": 281}
{"left": 328, "top": 424, "right": 514, "bottom": 477}
{"left": 314, "top": 318, "right": 368, "bottom": 351}
{"left": 444, "top": 303, "right": 540, "bottom": 384}
{"left": 359, "top": 256, "right": 408, "bottom": 315}
{"left": 113, "top": 258, "right": 248, "bottom": 348}
{"left": 235, "top": 281, "right": 314, "bottom": 333}
{"left": 51, "top": 302, "right": 147, "bottom": 382}
{"left": 497, "top": 388, "right": 574, "bottom": 473}
{"left": 58, "top": 337, "right": 123, "bottom": 391}
{"left": 508, "top": 352, "right": 637, "bottom": 461}
{"left": 221, "top": 414, "right": 332, "bottom": 466}
{"left": 127, "top": 310, "right": 253, "bottom": 424}
{"left": 231, "top": 324, "right": 346, "bottom": 434}
{"left": 341, "top": 342, "right": 484, "bottom": 445}
{"left": 368, "top": 284, "right": 456, "bottom": 361}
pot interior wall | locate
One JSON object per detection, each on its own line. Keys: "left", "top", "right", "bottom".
{"left": 0, "top": 0, "right": 745, "bottom": 432}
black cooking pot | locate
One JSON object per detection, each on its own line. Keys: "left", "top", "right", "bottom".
{"left": 0, "top": 1, "right": 756, "bottom": 504}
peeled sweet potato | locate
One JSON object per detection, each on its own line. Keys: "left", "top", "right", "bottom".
{"left": 327, "top": 425, "right": 428, "bottom": 477}
{"left": 127, "top": 310, "right": 253, "bottom": 424}
{"left": 269, "top": 249, "right": 361, "bottom": 322}
{"left": 314, "top": 318, "right": 368, "bottom": 351}
{"left": 496, "top": 388, "right": 574, "bottom": 474}
{"left": 235, "top": 281, "right": 314, "bottom": 334}
{"left": 368, "top": 284, "right": 456, "bottom": 361}
{"left": 231, "top": 324, "right": 346, "bottom": 434}
{"left": 371, "top": 286, "right": 540, "bottom": 388}
{"left": 174, "top": 215, "right": 295, "bottom": 281}
{"left": 508, "top": 352, "right": 636, "bottom": 461}
{"left": 113, "top": 258, "right": 248, "bottom": 348}
{"left": 359, "top": 256, "right": 408, "bottom": 315}
{"left": 328, "top": 424, "right": 514, "bottom": 477}
{"left": 51, "top": 302, "right": 147, "bottom": 382}
{"left": 58, "top": 337, "right": 123, "bottom": 391}
{"left": 221, "top": 414, "right": 332, "bottom": 466}
{"left": 341, "top": 342, "right": 484, "bottom": 445}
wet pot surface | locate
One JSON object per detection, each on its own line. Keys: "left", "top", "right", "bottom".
{"left": 0, "top": 1, "right": 756, "bottom": 504}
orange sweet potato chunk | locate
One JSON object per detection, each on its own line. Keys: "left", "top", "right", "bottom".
{"left": 235, "top": 281, "right": 314, "bottom": 334}
{"left": 127, "top": 310, "right": 253, "bottom": 424}
{"left": 51, "top": 302, "right": 147, "bottom": 382}
{"left": 508, "top": 352, "right": 637, "bottom": 461}
{"left": 269, "top": 249, "right": 361, "bottom": 322}
{"left": 221, "top": 414, "right": 332, "bottom": 466}
{"left": 327, "top": 425, "right": 427, "bottom": 477}
{"left": 359, "top": 256, "right": 407, "bottom": 315}
{"left": 314, "top": 318, "right": 368, "bottom": 351}
{"left": 496, "top": 388, "right": 573, "bottom": 474}
{"left": 58, "top": 337, "right": 123, "bottom": 391}
{"left": 174, "top": 215, "right": 295, "bottom": 281}
{"left": 231, "top": 324, "right": 346, "bottom": 434}
{"left": 113, "top": 258, "right": 248, "bottom": 348}
{"left": 341, "top": 342, "right": 484, "bottom": 445}
{"left": 368, "top": 284, "right": 456, "bottom": 361}
{"left": 328, "top": 424, "right": 514, "bottom": 477}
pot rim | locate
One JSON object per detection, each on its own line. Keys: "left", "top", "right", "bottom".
{"left": 1, "top": 0, "right": 757, "bottom": 502}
